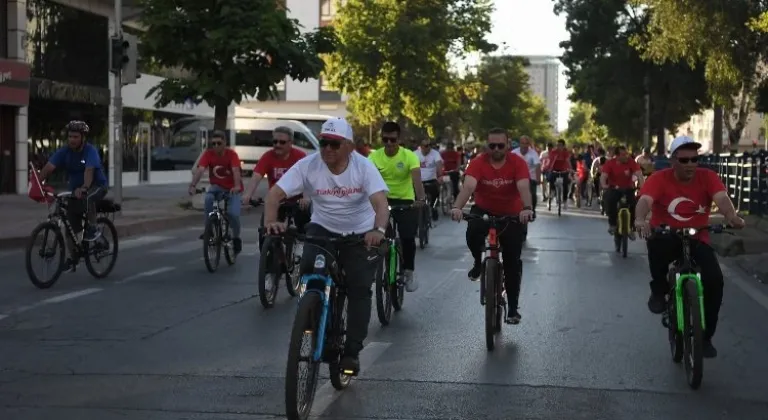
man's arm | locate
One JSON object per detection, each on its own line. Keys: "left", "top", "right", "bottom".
{"left": 635, "top": 195, "right": 653, "bottom": 221}
{"left": 411, "top": 168, "right": 426, "bottom": 201}
{"left": 264, "top": 185, "right": 287, "bottom": 224}
{"left": 190, "top": 166, "right": 207, "bottom": 188}
{"left": 633, "top": 170, "right": 645, "bottom": 188}
{"left": 453, "top": 175, "right": 478, "bottom": 210}
{"left": 516, "top": 178, "right": 532, "bottom": 208}
{"left": 244, "top": 174, "right": 264, "bottom": 198}
{"left": 713, "top": 191, "right": 737, "bottom": 220}
{"left": 232, "top": 166, "right": 242, "bottom": 191}
{"left": 83, "top": 168, "right": 94, "bottom": 189}
{"left": 369, "top": 191, "right": 390, "bottom": 231}
{"left": 39, "top": 162, "right": 56, "bottom": 181}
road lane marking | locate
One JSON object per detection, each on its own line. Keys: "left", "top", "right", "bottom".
{"left": 0, "top": 315, "right": 7, "bottom": 321}
{"left": 41, "top": 288, "right": 103, "bottom": 304}
{"left": 119, "top": 235, "right": 172, "bottom": 250}
{"left": 117, "top": 266, "right": 176, "bottom": 284}
{"left": 310, "top": 341, "right": 391, "bottom": 417}
{"left": 153, "top": 241, "right": 200, "bottom": 254}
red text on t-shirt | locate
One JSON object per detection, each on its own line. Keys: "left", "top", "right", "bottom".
{"left": 639, "top": 168, "right": 726, "bottom": 244}
{"left": 547, "top": 149, "right": 570, "bottom": 172}
{"left": 465, "top": 152, "right": 529, "bottom": 215}
{"left": 253, "top": 148, "right": 306, "bottom": 188}
{"left": 199, "top": 149, "right": 242, "bottom": 191}
{"left": 441, "top": 150, "right": 461, "bottom": 172}
{"left": 602, "top": 158, "right": 641, "bottom": 188}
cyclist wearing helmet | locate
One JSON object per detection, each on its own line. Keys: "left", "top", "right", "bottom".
{"left": 37, "top": 121, "right": 108, "bottom": 265}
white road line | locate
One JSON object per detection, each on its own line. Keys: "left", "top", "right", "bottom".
{"left": 40, "top": 288, "right": 103, "bottom": 304}
{"left": 0, "top": 315, "right": 7, "bottom": 322}
{"left": 310, "top": 341, "right": 391, "bottom": 417}
{"left": 120, "top": 235, "right": 172, "bottom": 250}
{"left": 116, "top": 266, "right": 176, "bottom": 284}
{"left": 153, "top": 241, "right": 200, "bottom": 254}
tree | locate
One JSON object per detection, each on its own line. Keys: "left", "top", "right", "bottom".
{"left": 467, "top": 56, "right": 554, "bottom": 143}
{"left": 633, "top": 0, "right": 768, "bottom": 148}
{"left": 138, "top": 0, "right": 337, "bottom": 129}
{"left": 325, "top": 0, "right": 496, "bottom": 131}
{"left": 555, "top": 0, "right": 710, "bottom": 150}
{"left": 565, "top": 102, "right": 612, "bottom": 145}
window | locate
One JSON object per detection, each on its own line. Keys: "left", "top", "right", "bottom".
{"left": 235, "top": 130, "right": 273, "bottom": 147}
{"left": 293, "top": 131, "right": 314, "bottom": 149}
{"left": 320, "top": 0, "right": 334, "bottom": 18}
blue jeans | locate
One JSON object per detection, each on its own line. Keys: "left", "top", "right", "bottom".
{"left": 204, "top": 185, "right": 241, "bottom": 238}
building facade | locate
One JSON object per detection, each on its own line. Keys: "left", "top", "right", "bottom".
{"left": 0, "top": 0, "right": 225, "bottom": 194}
{"left": 673, "top": 110, "right": 765, "bottom": 153}
{"left": 239, "top": 0, "right": 348, "bottom": 117}
{"left": 519, "top": 55, "right": 559, "bottom": 131}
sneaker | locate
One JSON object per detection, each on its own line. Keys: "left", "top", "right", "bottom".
{"left": 404, "top": 269, "right": 418, "bottom": 292}
{"left": 628, "top": 232, "right": 636, "bottom": 241}
{"left": 702, "top": 339, "right": 718, "bottom": 358}
{"left": 83, "top": 225, "right": 101, "bottom": 242}
{"left": 65, "top": 257, "right": 78, "bottom": 273}
{"left": 339, "top": 354, "right": 360, "bottom": 376}
{"left": 608, "top": 226, "right": 616, "bottom": 235}
{"left": 233, "top": 238, "right": 242, "bottom": 254}
{"left": 468, "top": 264, "right": 481, "bottom": 281}
{"left": 647, "top": 293, "right": 666, "bottom": 314}
{"left": 505, "top": 310, "right": 521, "bottom": 325}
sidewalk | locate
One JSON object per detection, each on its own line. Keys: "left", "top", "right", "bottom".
{"left": 709, "top": 214, "right": 768, "bottom": 282}
{"left": 0, "top": 183, "right": 266, "bottom": 250}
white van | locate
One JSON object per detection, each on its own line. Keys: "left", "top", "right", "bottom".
{"left": 235, "top": 109, "right": 335, "bottom": 137}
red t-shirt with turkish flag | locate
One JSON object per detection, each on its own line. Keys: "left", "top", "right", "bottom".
{"left": 253, "top": 148, "right": 306, "bottom": 188}
{"left": 639, "top": 168, "right": 726, "bottom": 244}
{"left": 547, "top": 149, "right": 570, "bottom": 171}
{"left": 441, "top": 150, "right": 461, "bottom": 171}
{"left": 199, "top": 148, "right": 242, "bottom": 191}
{"left": 602, "top": 158, "right": 641, "bottom": 188}
{"left": 465, "top": 152, "right": 530, "bottom": 215}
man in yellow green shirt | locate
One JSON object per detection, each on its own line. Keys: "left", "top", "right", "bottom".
{"left": 368, "top": 121, "right": 426, "bottom": 292}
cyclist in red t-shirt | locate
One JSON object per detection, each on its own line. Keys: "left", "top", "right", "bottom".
{"left": 600, "top": 145, "right": 644, "bottom": 237}
{"left": 635, "top": 136, "right": 744, "bottom": 358}
{"left": 189, "top": 130, "right": 244, "bottom": 253}
{"left": 449, "top": 128, "right": 534, "bottom": 325}
{"left": 543, "top": 139, "right": 572, "bottom": 210}
{"left": 241, "top": 126, "right": 311, "bottom": 247}
{"left": 440, "top": 142, "right": 462, "bottom": 199}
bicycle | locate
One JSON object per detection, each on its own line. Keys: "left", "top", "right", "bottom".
{"left": 440, "top": 171, "right": 457, "bottom": 216}
{"left": 654, "top": 224, "right": 733, "bottom": 390}
{"left": 281, "top": 228, "right": 377, "bottom": 420}
{"left": 418, "top": 182, "right": 437, "bottom": 249}
{"left": 196, "top": 188, "right": 237, "bottom": 273}
{"left": 374, "top": 204, "right": 410, "bottom": 326}
{"left": 25, "top": 191, "right": 120, "bottom": 289}
{"left": 549, "top": 171, "right": 569, "bottom": 217}
{"left": 614, "top": 188, "right": 635, "bottom": 258}
{"left": 462, "top": 212, "right": 521, "bottom": 351}
{"left": 256, "top": 200, "right": 304, "bottom": 308}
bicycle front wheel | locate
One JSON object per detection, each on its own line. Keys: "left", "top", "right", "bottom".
{"left": 483, "top": 259, "right": 499, "bottom": 351}
{"left": 258, "top": 237, "right": 282, "bottom": 308}
{"left": 202, "top": 215, "right": 222, "bottom": 273}
{"left": 683, "top": 280, "right": 704, "bottom": 389}
{"left": 285, "top": 292, "right": 323, "bottom": 420}
{"left": 25, "top": 222, "right": 66, "bottom": 289}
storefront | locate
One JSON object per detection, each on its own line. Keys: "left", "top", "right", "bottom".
{"left": 0, "top": 59, "right": 31, "bottom": 193}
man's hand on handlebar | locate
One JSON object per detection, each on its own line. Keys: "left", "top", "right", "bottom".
{"left": 364, "top": 230, "right": 385, "bottom": 247}
{"left": 450, "top": 207, "right": 463, "bottom": 222}
{"left": 726, "top": 213, "right": 746, "bottom": 229}
{"left": 635, "top": 219, "right": 651, "bottom": 239}
{"left": 519, "top": 209, "right": 534, "bottom": 224}
{"left": 265, "top": 221, "right": 287, "bottom": 235}
{"left": 188, "top": 185, "right": 197, "bottom": 196}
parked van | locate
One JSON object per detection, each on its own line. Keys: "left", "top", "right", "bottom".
{"left": 236, "top": 109, "right": 336, "bottom": 137}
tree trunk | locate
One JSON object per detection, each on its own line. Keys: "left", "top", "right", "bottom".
{"left": 213, "top": 101, "right": 229, "bottom": 131}
{"left": 712, "top": 106, "right": 723, "bottom": 153}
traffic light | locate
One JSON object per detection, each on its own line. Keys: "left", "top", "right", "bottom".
{"left": 109, "top": 34, "right": 139, "bottom": 85}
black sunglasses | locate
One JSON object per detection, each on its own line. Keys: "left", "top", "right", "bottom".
{"left": 677, "top": 156, "right": 699, "bottom": 164}
{"left": 211, "top": 141, "right": 223, "bottom": 146}
{"left": 381, "top": 136, "right": 398, "bottom": 144}
{"left": 487, "top": 143, "right": 506, "bottom": 150}
{"left": 273, "top": 139, "right": 288, "bottom": 145}
{"left": 319, "top": 139, "right": 342, "bottom": 150}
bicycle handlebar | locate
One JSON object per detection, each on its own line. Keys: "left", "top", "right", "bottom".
{"left": 260, "top": 226, "right": 367, "bottom": 244}
{"left": 462, "top": 213, "right": 521, "bottom": 223}
{"left": 651, "top": 224, "right": 735, "bottom": 236}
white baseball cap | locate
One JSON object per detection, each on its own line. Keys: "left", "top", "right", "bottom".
{"left": 669, "top": 135, "right": 701, "bottom": 155}
{"left": 319, "top": 117, "right": 354, "bottom": 142}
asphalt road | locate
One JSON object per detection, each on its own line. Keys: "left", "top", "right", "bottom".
{"left": 1, "top": 206, "right": 768, "bottom": 420}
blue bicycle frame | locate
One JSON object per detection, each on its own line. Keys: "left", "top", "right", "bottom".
{"left": 297, "top": 254, "right": 334, "bottom": 362}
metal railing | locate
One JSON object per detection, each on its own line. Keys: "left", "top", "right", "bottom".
{"left": 699, "top": 151, "right": 768, "bottom": 217}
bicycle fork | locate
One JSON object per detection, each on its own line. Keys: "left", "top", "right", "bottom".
{"left": 388, "top": 241, "right": 398, "bottom": 286}
{"left": 673, "top": 274, "right": 706, "bottom": 333}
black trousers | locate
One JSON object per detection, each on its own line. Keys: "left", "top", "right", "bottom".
{"left": 465, "top": 205, "right": 525, "bottom": 309}
{"left": 67, "top": 186, "right": 107, "bottom": 233}
{"left": 422, "top": 180, "right": 439, "bottom": 221}
{"left": 299, "top": 223, "right": 379, "bottom": 355}
{"left": 647, "top": 235, "right": 724, "bottom": 340}
{"left": 547, "top": 172, "right": 570, "bottom": 204}
{"left": 448, "top": 171, "right": 460, "bottom": 198}
{"left": 388, "top": 198, "right": 418, "bottom": 270}
{"left": 604, "top": 188, "right": 636, "bottom": 228}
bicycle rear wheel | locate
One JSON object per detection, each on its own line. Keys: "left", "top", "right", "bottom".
{"left": 683, "top": 280, "right": 704, "bottom": 389}
{"left": 223, "top": 216, "right": 236, "bottom": 266}
{"left": 84, "top": 217, "right": 119, "bottom": 278}
{"left": 483, "top": 259, "right": 499, "bottom": 351}
{"left": 258, "top": 237, "right": 282, "bottom": 308}
{"left": 285, "top": 292, "right": 323, "bottom": 420}
{"left": 202, "top": 215, "right": 222, "bottom": 273}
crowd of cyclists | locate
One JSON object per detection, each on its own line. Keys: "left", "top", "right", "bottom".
{"left": 34, "top": 118, "right": 746, "bottom": 395}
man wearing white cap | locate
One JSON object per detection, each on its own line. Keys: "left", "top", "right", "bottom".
{"left": 634, "top": 135, "right": 745, "bottom": 358}
{"left": 263, "top": 117, "right": 390, "bottom": 374}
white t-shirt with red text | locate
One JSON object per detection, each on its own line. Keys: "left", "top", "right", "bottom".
{"left": 276, "top": 152, "right": 389, "bottom": 234}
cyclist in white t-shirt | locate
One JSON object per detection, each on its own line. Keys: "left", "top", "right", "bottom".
{"left": 512, "top": 135, "right": 541, "bottom": 216}
{"left": 415, "top": 138, "right": 443, "bottom": 221}
{"left": 264, "top": 117, "right": 390, "bottom": 374}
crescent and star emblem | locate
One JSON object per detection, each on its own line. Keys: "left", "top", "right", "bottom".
{"left": 212, "top": 165, "right": 228, "bottom": 179}
{"left": 667, "top": 197, "right": 706, "bottom": 222}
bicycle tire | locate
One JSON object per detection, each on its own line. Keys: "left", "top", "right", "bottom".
{"left": 285, "top": 292, "right": 323, "bottom": 420}
{"left": 667, "top": 280, "right": 684, "bottom": 363}
{"left": 621, "top": 234, "right": 628, "bottom": 258}
{"left": 391, "top": 244, "right": 405, "bottom": 311}
{"left": 683, "top": 280, "right": 704, "bottom": 389}
{"left": 202, "top": 214, "right": 222, "bottom": 273}
{"left": 418, "top": 207, "right": 428, "bottom": 249}
{"left": 84, "top": 217, "right": 119, "bottom": 278}
{"left": 375, "top": 254, "right": 392, "bottom": 325}
{"left": 329, "top": 292, "right": 352, "bottom": 390}
{"left": 24, "top": 222, "right": 66, "bottom": 289}
{"left": 483, "top": 259, "right": 499, "bottom": 351}
{"left": 223, "top": 216, "right": 236, "bottom": 266}
{"left": 258, "top": 236, "right": 282, "bottom": 308}
{"left": 285, "top": 239, "right": 301, "bottom": 297}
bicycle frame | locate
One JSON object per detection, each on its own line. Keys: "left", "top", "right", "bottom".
{"left": 298, "top": 254, "right": 336, "bottom": 362}
{"left": 617, "top": 197, "right": 631, "bottom": 236}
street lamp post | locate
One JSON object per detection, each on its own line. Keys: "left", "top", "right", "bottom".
{"left": 112, "top": 0, "right": 124, "bottom": 204}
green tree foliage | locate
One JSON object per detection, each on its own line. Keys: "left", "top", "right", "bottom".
{"left": 325, "top": 0, "right": 496, "bottom": 132}
{"left": 468, "top": 56, "right": 554, "bottom": 143}
{"left": 137, "top": 0, "right": 337, "bottom": 129}
{"left": 565, "top": 102, "right": 612, "bottom": 145}
{"left": 555, "top": 0, "right": 709, "bottom": 148}
{"left": 633, "top": 0, "right": 768, "bottom": 143}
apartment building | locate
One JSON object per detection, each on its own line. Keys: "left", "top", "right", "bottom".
{"left": 239, "top": 0, "right": 349, "bottom": 117}
{"left": 518, "top": 55, "right": 559, "bottom": 131}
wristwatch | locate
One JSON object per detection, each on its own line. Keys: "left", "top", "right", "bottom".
{"left": 523, "top": 206, "right": 532, "bottom": 211}
{"left": 374, "top": 227, "right": 386, "bottom": 234}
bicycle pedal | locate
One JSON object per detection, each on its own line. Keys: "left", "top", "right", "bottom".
{"left": 661, "top": 313, "right": 670, "bottom": 328}
{"left": 341, "top": 366, "right": 360, "bottom": 376}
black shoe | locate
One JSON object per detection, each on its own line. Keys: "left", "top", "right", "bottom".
{"left": 468, "top": 264, "right": 481, "bottom": 281}
{"left": 339, "top": 354, "right": 360, "bottom": 376}
{"left": 199, "top": 233, "right": 204, "bottom": 240}
{"left": 65, "top": 257, "right": 78, "bottom": 273}
{"left": 83, "top": 225, "right": 101, "bottom": 242}
{"left": 702, "top": 339, "right": 718, "bottom": 358}
{"left": 647, "top": 294, "right": 666, "bottom": 314}
{"left": 505, "top": 310, "right": 521, "bottom": 324}
{"left": 233, "top": 238, "right": 242, "bottom": 254}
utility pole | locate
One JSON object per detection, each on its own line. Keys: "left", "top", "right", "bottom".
{"left": 643, "top": 73, "right": 651, "bottom": 151}
{"left": 111, "top": 0, "right": 124, "bottom": 204}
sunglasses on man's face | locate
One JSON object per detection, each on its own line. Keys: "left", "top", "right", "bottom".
{"left": 319, "top": 139, "right": 342, "bottom": 150}
{"left": 677, "top": 156, "right": 699, "bottom": 164}
{"left": 381, "top": 136, "right": 398, "bottom": 144}
{"left": 487, "top": 143, "right": 506, "bottom": 150}
{"left": 273, "top": 139, "right": 288, "bottom": 146}
{"left": 211, "top": 141, "right": 223, "bottom": 146}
